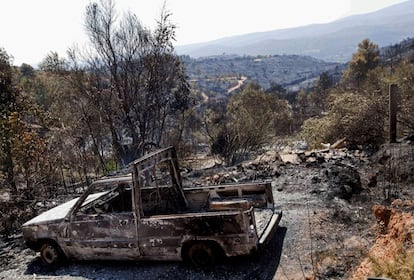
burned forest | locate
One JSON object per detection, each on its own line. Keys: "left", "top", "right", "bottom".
{"left": 1, "top": 1, "right": 414, "bottom": 280}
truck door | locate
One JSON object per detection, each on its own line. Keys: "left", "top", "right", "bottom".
{"left": 67, "top": 212, "right": 138, "bottom": 260}
{"left": 65, "top": 184, "right": 139, "bottom": 260}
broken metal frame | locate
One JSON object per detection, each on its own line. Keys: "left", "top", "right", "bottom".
{"left": 129, "top": 146, "right": 189, "bottom": 218}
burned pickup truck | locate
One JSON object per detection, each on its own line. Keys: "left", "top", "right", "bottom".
{"left": 22, "top": 146, "right": 282, "bottom": 266}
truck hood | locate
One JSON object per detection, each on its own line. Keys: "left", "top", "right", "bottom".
{"left": 22, "top": 192, "right": 107, "bottom": 227}
{"left": 22, "top": 198, "right": 79, "bottom": 226}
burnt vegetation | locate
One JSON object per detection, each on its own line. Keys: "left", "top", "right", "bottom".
{"left": 1, "top": 0, "right": 414, "bottom": 278}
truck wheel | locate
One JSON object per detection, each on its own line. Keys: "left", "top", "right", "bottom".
{"left": 40, "top": 242, "right": 62, "bottom": 265}
{"left": 187, "top": 242, "right": 217, "bottom": 267}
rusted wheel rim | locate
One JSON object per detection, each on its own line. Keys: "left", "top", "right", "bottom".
{"left": 188, "top": 242, "right": 215, "bottom": 267}
{"left": 40, "top": 243, "right": 59, "bottom": 264}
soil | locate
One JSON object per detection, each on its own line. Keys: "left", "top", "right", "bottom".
{"left": 1, "top": 142, "right": 413, "bottom": 280}
{"left": 350, "top": 200, "right": 414, "bottom": 280}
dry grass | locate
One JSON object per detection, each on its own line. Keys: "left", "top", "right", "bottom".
{"left": 369, "top": 248, "right": 414, "bottom": 280}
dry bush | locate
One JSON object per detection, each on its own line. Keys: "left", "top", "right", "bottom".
{"left": 300, "top": 116, "right": 338, "bottom": 149}
{"left": 0, "top": 199, "right": 36, "bottom": 237}
{"left": 301, "top": 91, "right": 386, "bottom": 148}
{"left": 369, "top": 248, "right": 414, "bottom": 280}
{"left": 395, "top": 61, "right": 414, "bottom": 132}
{"left": 205, "top": 83, "right": 292, "bottom": 165}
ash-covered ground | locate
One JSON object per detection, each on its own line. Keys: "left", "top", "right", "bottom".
{"left": 1, "top": 142, "right": 413, "bottom": 280}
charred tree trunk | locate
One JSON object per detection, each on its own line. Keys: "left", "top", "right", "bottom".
{"left": 389, "top": 84, "right": 398, "bottom": 143}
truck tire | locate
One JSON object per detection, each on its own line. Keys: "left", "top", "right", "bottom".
{"left": 187, "top": 242, "right": 217, "bottom": 267}
{"left": 40, "top": 242, "right": 62, "bottom": 265}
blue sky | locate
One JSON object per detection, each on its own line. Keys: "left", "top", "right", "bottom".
{"left": 0, "top": 0, "right": 409, "bottom": 66}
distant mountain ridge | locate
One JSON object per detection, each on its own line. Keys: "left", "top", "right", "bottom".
{"left": 181, "top": 54, "right": 344, "bottom": 96}
{"left": 176, "top": 0, "right": 414, "bottom": 62}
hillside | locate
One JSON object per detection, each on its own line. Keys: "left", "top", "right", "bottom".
{"left": 181, "top": 36, "right": 414, "bottom": 98}
{"left": 381, "top": 37, "right": 414, "bottom": 62}
{"left": 182, "top": 54, "right": 344, "bottom": 95}
{"left": 176, "top": 0, "right": 414, "bottom": 62}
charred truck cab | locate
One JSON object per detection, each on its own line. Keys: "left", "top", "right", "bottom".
{"left": 23, "top": 147, "right": 282, "bottom": 267}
